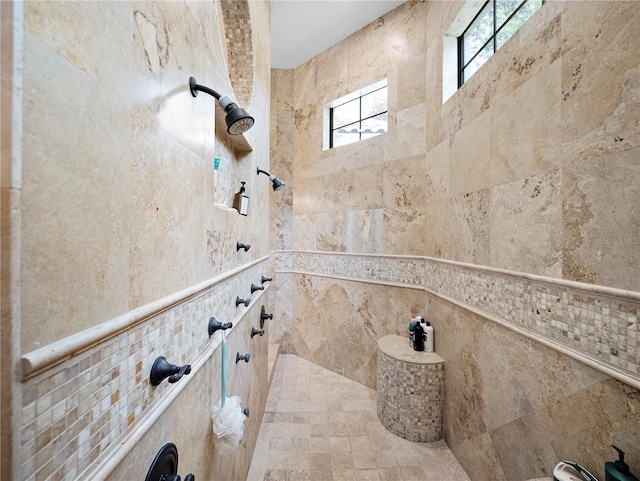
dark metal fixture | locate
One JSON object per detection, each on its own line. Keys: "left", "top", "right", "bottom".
{"left": 208, "top": 317, "right": 232, "bottom": 336}
{"left": 150, "top": 357, "right": 191, "bottom": 386}
{"left": 260, "top": 305, "right": 273, "bottom": 329}
{"left": 189, "top": 76, "right": 254, "bottom": 135}
{"left": 145, "top": 443, "right": 194, "bottom": 481}
{"left": 243, "top": 407, "right": 250, "bottom": 418}
{"left": 256, "top": 167, "right": 285, "bottom": 191}
{"left": 250, "top": 283, "right": 264, "bottom": 293}
{"left": 236, "top": 296, "right": 250, "bottom": 308}
{"left": 261, "top": 275, "right": 272, "bottom": 284}
{"left": 236, "top": 241, "right": 251, "bottom": 252}
{"left": 236, "top": 352, "right": 250, "bottom": 364}
{"left": 251, "top": 327, "right": 265, "bottom": 338}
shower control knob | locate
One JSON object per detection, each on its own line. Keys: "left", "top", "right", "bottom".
{"left": 236, "top": 241, "right": 251, "bottom": 252}
{"left": 236, "top": 352, "right": 250, "bottom": 364}
{"left": 144, "top": 443, "right": 195, "bottom": 481}
{"left": 150, "top": 357, "right": 192, "bottom": 386}
{"left": 236, "top": 296, "right": 250, "bottom": 308}
{"left": 251, "top": 327, "right": 265, "bottom": 338}
{"left": 261, "top": 275, "right": 272, "bottom": 284}
{"left": 250, "top": 283, "right": 264, "bottom": 293}
{"left": 260, "top": 305, "right": 273, "bottom": 329}
{"left": 208, "top": 317, "right": 232, "bottom": 336}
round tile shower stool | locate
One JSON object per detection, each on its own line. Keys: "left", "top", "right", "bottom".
{"left": 376, "top": 334, "right": 445, "bottom": 442}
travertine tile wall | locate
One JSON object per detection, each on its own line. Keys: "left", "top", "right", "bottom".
{"left": 271, "top": 0, "right": 640, "bottom": 292}
{"left": 19, "top": 262, "right": 270, "bottom": 481}
{"left": 4, "top": 0, "right": 272, "bottom": 479}
{"left": 277, "top": 251, "right": 640, "bottom": 379}
{"left": 270, "top": 1, "right": 640, "bottom": 480}
{"left": 274, "top": 253, "right": 640, "bottom": 480}
{"left": 19, "top": 0, "right": 271, "bottom": 354}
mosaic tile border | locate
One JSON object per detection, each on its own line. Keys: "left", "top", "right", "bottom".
{"left": 18, "top": 258, "right": 270, "bottom": 481}
{"left": 276, "top": 250, "right": 640, "bottom": 389}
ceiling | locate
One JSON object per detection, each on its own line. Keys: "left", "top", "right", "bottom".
{"left": 270, "top": 0, "right": 406, "bottom": 69}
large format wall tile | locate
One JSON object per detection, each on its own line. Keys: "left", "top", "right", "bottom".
{"left": 448, "top": 189, "right": 490, "bottom": 265}
{"left": 21, "top": 32, "right": 132, "bottom": 351}
{"left": 382, "top": 205, "right": 427, "bottom": 256}
{"left": 24, "top": 1, "right": 132, "bottom": 90}
{"left": 345, "top": 209, "right": 384, "bottom": 254}
{"left": 490, "top": 414, "right": 557, "bottom": 481}
{"left": 424, "top": 140, "right": 450, "bottom": 205}
{"left": 286, "top": 275, "right": 424, "bottom": 388}
{"left": 489, "top": 169, "right": 562, "bottom": 277}
{"left": 382, "top": 154, "right": 427, "bottom": 210}
{"left": 316, "top": 211, "right": 347, "bottom": 252}
{"left": 563, "top": 141, "right": 640, "bottom": 292}
{"left": 397, "top": 54, "right": 427, "bottom": 112}
{"left": 560, "top": 2, "right": 640, "bottom": 157}
{"left": 449, "top": 109, "right": 491, "bottom": 197}
{"left": 422, "top": 199, "right": 451, "bottom": 259}
{"left": 490, "top": 61, "right": 562, "bottom": 187}
{"left": 451, "top": 433, "right": 507, "bottom": 481}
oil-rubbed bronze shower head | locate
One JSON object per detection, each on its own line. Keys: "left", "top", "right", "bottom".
{"left": 189, "top": 76, "right": 254, "bottom": 135}
{"left": 257, "top": 167, "right": 285, "bottom": 191}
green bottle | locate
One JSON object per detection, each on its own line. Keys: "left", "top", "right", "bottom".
{"left": 606, "top": 446, "right": 639, "bottom": 481}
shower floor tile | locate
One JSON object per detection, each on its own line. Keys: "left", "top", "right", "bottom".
{"left": 247, "top": 354, "right": 470, "bottom": 481}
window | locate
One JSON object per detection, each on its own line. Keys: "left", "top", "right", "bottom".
{"left": 458, "top": 0, "right": 545, "bottom": 86}
{"left": 324, "top": 79, "right": 388, "bottom": 150}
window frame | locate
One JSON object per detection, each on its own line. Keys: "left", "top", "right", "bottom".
{"left": 457, "top": 0, "right": 545, "bottom": 87}
{"left": 324, "top": 79, "right": 388, "bottom": 150}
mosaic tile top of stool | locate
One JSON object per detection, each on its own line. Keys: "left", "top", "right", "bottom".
{"left": 378, "top": 334, "right": 444, "bottom": 365}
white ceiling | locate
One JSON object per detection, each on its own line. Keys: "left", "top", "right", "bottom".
{"left": 270, "top": 0, "right": 406, "bottom": 69}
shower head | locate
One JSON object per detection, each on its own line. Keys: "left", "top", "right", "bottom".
{"left": 189, "top": 76, "right": 254, "bottom": 135}
{"left": 256, "top": 167, "right": 285, "bottom": 191}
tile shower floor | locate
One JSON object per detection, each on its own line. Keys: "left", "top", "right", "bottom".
{"left": 247, "top": 354, "right": 471, "bottom": 481}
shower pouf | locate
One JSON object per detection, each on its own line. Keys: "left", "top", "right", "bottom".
{"left": 212, "top": 395, "right": 247, "bottom": 453}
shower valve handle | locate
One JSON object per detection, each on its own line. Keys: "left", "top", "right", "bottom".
{"left": 236, "top": 296, "right": 250, "bottom": 308}
{"left": 208, "top": 317, "right": 233, "bottom": 336}
{"left": 150, "top": 356, "right": 192, "bottom": 386}
{"left": 236, "top": 352, "right": 250, "bottom": 363}
{"left": 260, "top": 305, "right": 273, "bottom": 329}
{"left": 236, "top": 241, "right": 251, "bottom": 252}
{"left": 251, "top": 327, "right": 265, "bottom": 338}
{"left": 261, "top": 275, "right": 272, "bottom": 284}
{"left": 250, "top": 283, "right": 264, "bottom": 293}
{"left": 168, "top": 364, "right": 191, "bottom": 384}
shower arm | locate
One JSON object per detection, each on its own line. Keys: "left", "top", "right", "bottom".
{"left": 189, "top": 78, "right": 222, "bottom": 99}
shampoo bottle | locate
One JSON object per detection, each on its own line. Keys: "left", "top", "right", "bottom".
{"left": 606, "top": 446, "right": 639, "bottom": 481}
{"left": 413, "top": 322, "right": 425, "bottom": 351}
{"left": 409, "top": 319, "right": 417, "bottom": 347}
{"left": 424, "top": 321, "right": 434, "bottom": 352}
